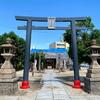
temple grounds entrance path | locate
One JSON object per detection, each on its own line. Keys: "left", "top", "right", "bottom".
{"left": 36, "top": 69, "right": 70, "bottom": 100}
{"left": 36, "top": 69, "right": 100, "bottom": 100}
{"left": 1, "top": 69, "right": 100, "bottom": 100}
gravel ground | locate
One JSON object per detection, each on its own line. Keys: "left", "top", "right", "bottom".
{"left": 56, "top": 68, "right": 91, "bottom": 95}
{"left": 0, "top": 69, "right": 44, "bottom": 99}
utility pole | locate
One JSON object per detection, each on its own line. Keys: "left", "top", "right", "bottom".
{"left": 39, "top": 52, "right": 41, "bottom": 72}
{"left": 59, "top": 54, "right": 60, "bottom": 73}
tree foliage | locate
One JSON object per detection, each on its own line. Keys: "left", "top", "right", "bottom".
{"left": 0, "top": 31, "right": 26, "bottom": 66}
{"left": 63, "top": 17, "right": 100, "bottom": 64}
{"left": 30, "top": 52, "right": 47, "bottom": 70}
{"left": 30, "top": 52, "right": 47, "bottom": 63}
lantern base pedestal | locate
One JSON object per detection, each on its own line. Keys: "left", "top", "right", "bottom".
{"left": 0, "top": 69, "right": 18, "bottom": 95}
{"left": 84, "top": 68, "right": 100, "bottom": 95}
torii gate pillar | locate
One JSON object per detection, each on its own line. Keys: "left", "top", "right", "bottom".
{"left": 71, "top": 20, "right": 82, "bottom": 88}
{"left": 20, "top": 19, "right": 32, "bottom": 89}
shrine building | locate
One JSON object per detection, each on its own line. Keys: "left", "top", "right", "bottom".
{"left": 31, "top": 40, "right": 70, "bottom": 69}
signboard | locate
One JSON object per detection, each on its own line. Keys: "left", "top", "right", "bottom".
{"left": 64, "top": 60, "right": 66, "bottom": 67}
{"left": 48, "top": 17, "right": 55, "bottom": 29}
{"left": 34, "top": 60, "right": 37, "bottom": 68}
{"left": 44, "top": 52, "right": 57, "bottom": 58}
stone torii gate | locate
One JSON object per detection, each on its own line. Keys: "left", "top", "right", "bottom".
{"left": 15, "top": 16, "right": 87, "bottom": 89}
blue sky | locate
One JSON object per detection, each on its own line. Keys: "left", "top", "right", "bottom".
{"left": 0, "top": 0, "right": 100, "bottom": 49}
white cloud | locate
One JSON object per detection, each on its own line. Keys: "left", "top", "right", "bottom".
{"left": 45, "top": 43, "right": 49, "bottom": 45}
{"left": 38, "top": 45, "right": 41, "bottom": 47}
{"left": 30, "top": 46, "right": 36, "bottom": 50}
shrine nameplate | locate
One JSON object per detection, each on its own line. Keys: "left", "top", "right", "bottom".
{"left": 48, "top": 17, "right": 55, "bottom": 29}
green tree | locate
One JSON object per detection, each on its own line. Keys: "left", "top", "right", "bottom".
{"left": 89, "top": 29, "right": 100, "bottom": 64}
{"left": 30, "top": 52, "right": 47, "bottom": 70}
{"left": 63, "top": 17, "right": 95, "bottom": 64}
{"left": 89, "top": 29, "right": 100, "bottom": 40}
{"left": 30, "top": 52, "right": 46, "bottom": 63}
{"left": 76, "top": 17, "right": 95, "bottom": 32}
{"left": 0, "top": 31, "right": 26, "bottom": 69}
{"left": 63, "top": 30, "right": 71, "bottom": 45}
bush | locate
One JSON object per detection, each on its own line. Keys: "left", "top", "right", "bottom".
{"left": 17, "top": 64, "right": 24, "bottom": 70}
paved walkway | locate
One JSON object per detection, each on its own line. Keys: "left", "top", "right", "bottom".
{"left": 1, "top": 69, "right": 100, "bottom": 100}
{"left": 36, "top": 69, "right": 70, "bottom": 100}
{"left": 36, "top": 69, "right": 100, "bottom": 100}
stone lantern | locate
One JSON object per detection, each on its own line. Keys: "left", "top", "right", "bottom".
{"left": 0, "top": 38, "right": 16, "bottom": 69}
{"left": 0, "top": 38, "right": 18, "bottom": 95}
{"left": 84, "top": 39, "right": 100, "bottom": 95}
{"left": 87, "top": 39, "right": 100, "bottom": 69}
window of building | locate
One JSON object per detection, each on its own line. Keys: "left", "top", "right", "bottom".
{"left": 57, "top": 44, "right": 65, "bottom": 46}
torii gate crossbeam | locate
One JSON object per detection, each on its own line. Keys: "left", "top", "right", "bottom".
{"left": 15, "top": 16, "right": 87, "bottom": 89}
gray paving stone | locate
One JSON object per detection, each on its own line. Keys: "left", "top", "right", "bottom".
{"left": 53, "top": 90, "right": 66, "bottom": 94}
{"left": 18, "top": 97, "right": 34, "bottom": 100}
{"left": 36, "top": 99, "right": 53, "bottom": 100}
{"left": 36, "top": 94, "right": 53, "bottom": 99}
{"left": 39, "top": 89, "right": 52, "bottom": 94}
{"left": 86, "top": 95, "right": 100, "bottom": 97}
{"left": 70, "top": 95, "right": 88, "bottom": 99}
{"left": 44, "top": 83, "right": 51, "bottom": 84}
{"left": 40, "top": 89, "right": 52, "bottom": 92}
{"left": 54, "top": 99, "right": 71, "bottom": 100}
{"left": 52, "top": 83, "right": 61, "bottom": 86}
{"left": 39, "top": 91, "right": 52, "bottom": 94}
{"left": 53, "top": 87, "right": 64, "bottom": 90}
{"left": 44, "top": 83, "right": 52, "bottom": 86}
{"left": 71, "top": 98, "right": 90, "bottom": 100}
{"left": 52, "top": 83, "right": 61, "bottom": 85}
{"left": 86, "top": 95, "right": 100, "bottom": 100}
{"left": 0, "top": 97, "right": 19, "bottom": 100}
{"left": 54, "top": 94, "right": 70, "bottom": 100}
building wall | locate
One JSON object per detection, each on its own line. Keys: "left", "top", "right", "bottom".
{"left": 43, "top": 52, "right": 69, "bottom": 68}
{"left": 49, "top": 40, "right": 70, "bottom": 51}
{"left": 49, "top": 42, "right": 55, "bottom": 49}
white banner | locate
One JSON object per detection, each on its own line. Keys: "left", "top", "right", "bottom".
{"left": 34, "top": 60, "right": 37, "bottom": 68}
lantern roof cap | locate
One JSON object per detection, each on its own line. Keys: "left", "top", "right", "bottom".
{"left": 0, "top": 38, "right": 16, "bottom": 49}
{"left": 86, "top": 39, "right": 100, "bottom": 50}
{"left": 86, "top": 45, "right": 100, "bottom": 49}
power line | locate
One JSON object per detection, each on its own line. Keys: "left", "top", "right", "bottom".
{"left": 0, "top": 24, "right": 17, "bottom": 29}
{"left": 0, "top": 23, "right": 65, "bottom": 34}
